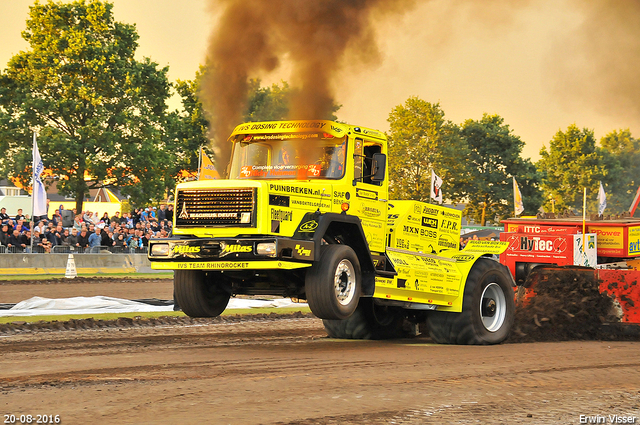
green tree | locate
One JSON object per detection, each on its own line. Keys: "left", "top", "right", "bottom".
{"left": 537, "top": 124, "right": 607, "bottom": 214}
{"left": 599, "top": 129, "right": 640, "bottom": 215}
{"left": 0, "top": 0, "right": 172, "bottom": 211}
{"left": 387, "top": 97, "right": 468, "bottom": 203}
{"left": 461, "top": 114, "right": 542, "bottom": 225}
{"left": 245, "top": 79, "right": 291, "bottom": 122}
{"left": 168, "top": 66, "right": 212, "bottom": 181}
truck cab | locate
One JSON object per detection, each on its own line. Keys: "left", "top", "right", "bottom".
{"left": 149, "top": 120, "right": 515, "bottom": 344}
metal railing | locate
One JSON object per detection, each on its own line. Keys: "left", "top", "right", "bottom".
{"left": 2, "top": 245, "right": 149, "bottom": 254}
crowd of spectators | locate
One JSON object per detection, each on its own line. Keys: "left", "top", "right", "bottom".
{"left": 0, "top": 204, "right": 174, "bottom": 253}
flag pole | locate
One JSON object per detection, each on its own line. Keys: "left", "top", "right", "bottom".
{"left": 429, "top": 169, "right": 433, "bottom": 205}
{"left": 30, "top": 132, "right": 36, "bottom": 254}
{"left": 629, "top": 185, "right": 640, "bottom": 217}
{"left": 582, "top": 187, "right": 587, "bottom": 254}
{"left": 197, "top": 146, "right": 202, "bottom": 181}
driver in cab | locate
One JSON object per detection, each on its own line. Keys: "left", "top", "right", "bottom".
{"left": 279, "top": 145, "right": 296, "bottom": 166}
{"left": 327, "top": 140, "right": 346, "bottom": 178}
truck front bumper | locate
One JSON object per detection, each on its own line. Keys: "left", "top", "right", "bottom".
{"left": 147, "top": 237, "right": 315, "bottom": 271}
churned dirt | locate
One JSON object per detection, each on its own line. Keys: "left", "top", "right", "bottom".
{"left": 1, "top": 276, "right": 640, "bottom": 424}
{"left": 509, "top": 268, "right": 640, "bottom": 343}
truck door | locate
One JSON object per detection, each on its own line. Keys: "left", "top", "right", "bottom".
{"left": 353, "top": 137, "right": 387, "bottom": 253}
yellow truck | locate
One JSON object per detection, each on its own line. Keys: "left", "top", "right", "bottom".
{"left": 148, "top": 120, "right": 514, "bottom": 344}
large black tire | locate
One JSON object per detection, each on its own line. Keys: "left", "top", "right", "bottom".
{"left": 305, "top": 245, "right": 361, "bottom": 320}
{"left": 428, "top": 258, "right": 515, "bottom": 345}
{"left": 323, "top": 297, "right": 405, "bottom": 339}
{"left": 174, "top": 270, "right": 230, "bottom": 318}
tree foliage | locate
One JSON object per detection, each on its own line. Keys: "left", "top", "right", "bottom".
{"left": 0, "top": 0, "right": 172, "bottom": 211}
{"left": 387, "top": 97, "right": 468, "bottom": 203}
{"left": 599, "top": 129, "right": 640, "bottom": 215}
{"left": 537, "top": 124, "right": 607, "bottom": 214}
{"left": 460, "top": 114, "right": 542, "bottom": 225}
{"left": 168, "top": 66, "right": 212, "bottom": 181}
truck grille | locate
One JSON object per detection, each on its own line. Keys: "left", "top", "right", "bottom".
{"left": 176, "top": 188, "right": 257, "bottom": 227}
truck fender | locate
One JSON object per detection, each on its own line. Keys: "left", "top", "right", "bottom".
{"left": 293, "top": 212, "right": 376, "bottom": 297}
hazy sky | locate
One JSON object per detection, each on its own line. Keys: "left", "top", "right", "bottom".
{"left": 1, "top": 0, "right": 638, "bottom": 161}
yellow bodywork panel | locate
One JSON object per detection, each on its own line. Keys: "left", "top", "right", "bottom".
{"left": 373, "top": 241, "right": 509, "bottom": 313}
{"left": 151, "top": 260, "right": 312, "bottom": 271}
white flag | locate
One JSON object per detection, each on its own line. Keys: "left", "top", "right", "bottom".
{"left": 32, "top": 133, "right": 48, "bottom": 218}
{"left": 598, "top": 181, "right": 607, "bottom": 216}
{"left": 430, "top": 169, "right": 443, "bottom": 204}
{"left": 513, "top": 177, "right": 524, "bottom": 216}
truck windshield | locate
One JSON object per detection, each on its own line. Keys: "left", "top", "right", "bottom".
{"left": 228, "top": 133, "right": 347, "bottom": 180}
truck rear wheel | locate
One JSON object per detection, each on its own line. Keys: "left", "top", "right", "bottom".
{"left": 174, "top": 270, "right": 230, "bottom": 318}
{"left": 428, "top": 258, "right": 514, "bottom": 345}
{"left": 322, "top": 297, "right": 405, "bottom": 339}
{"left": 305, "top": 245, "right": 361, "bottom": 320}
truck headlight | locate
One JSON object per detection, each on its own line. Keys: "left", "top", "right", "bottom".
{"left": 151, "top": 243, "right": 171, "bottom": 256}
{"left": 256, "top": 242, "right": 276, "bottom": 256}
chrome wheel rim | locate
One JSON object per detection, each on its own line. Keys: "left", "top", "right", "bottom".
{"left": 334, "top": 259, "right": 356, "bottom": 306}
{"left": 480, "top": 282, "right": 506, "bottom": 332}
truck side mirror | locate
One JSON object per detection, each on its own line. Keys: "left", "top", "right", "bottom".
{"left": 371, "top": 153, "right": 386, "bottom": 183}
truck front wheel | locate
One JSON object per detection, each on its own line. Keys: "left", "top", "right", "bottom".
{"left": 174, "top": 270, "right": 230, "bottom": 318}
{"left": 427, "top": 258, "right": 514, "bottom": 345}
{"left": 305, "top": 245, "right": 361, "bottom": 320}
{"left": 322, "top": 297, "right": 405, "bottom": 339}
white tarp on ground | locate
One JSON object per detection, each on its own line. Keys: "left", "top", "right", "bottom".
{"left": 0, "top": 296, "right": 307, "bottom": 317}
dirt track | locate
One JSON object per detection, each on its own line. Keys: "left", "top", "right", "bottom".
{"left": 1, "top": 278, "right": 640, "bottom": 424}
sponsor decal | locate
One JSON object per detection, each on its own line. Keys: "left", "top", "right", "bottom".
{"left": 438, "top": 235, "right": 458, "bottom": 249}
{"left": 222, "top": 244, "right": 253, "bottom": 254}
{"left": 440, "top": 219, "right": 458, "bottom": 232}
{"left": 440, "top": 210, "right": 460, "bottom": 218}
{"left": 421, "top": 217, "right": 438, "bottom": 229}
{"left": 177, "top": 262, "right": 250, "bottom": 270}
{"left": 179, "top": 202, "right": 189, "bottom": 219}
{"left": 517, "top": 225, "right": 575, "bottom": 234}
{"left": 420, "top": 228, "right": 437, "bottom": 239}
{"left": 403, "top": 225, "right": 419, "bottom": 235}
{"left": 269, "top": 184, "right": 321, "bottom": 196}
{"left": 359, "top": 128, "right": 383, "bottom": 138}
{"left": 299, "top": 220, "right": 318, "bottom": 232}
{"left": 452, "top": 254, "right": 475, "bottom": 263}
{"left": 178, "top": 201, "right": 240, "bottom": 220}
{"left": 406, "top": 214, "right": 421, "bottom": 223}
{"left": 395, "top": 237, "right": 410, "bottom": 249}
{"left": 509, "top": 236, "right": 566, "bottom": 253}
{"left": 360, "top": 205, "right": 381, "bottom": 218}
{"left": 587, "top": 226, "right": 624, "bottom": 250}
{"left": 419, "top": 257, "right": 438, "bottom": 266}
{"left": 173, "top": 245, "right": 200, "bottom": 254}
{"left": 237, "top": 121, "right": 326, "bottom": 131}
{"left": 295, "top": 244, "right": 312, "bottom": 257}
{"left": 269, "top": 194, "right": 290, "bottom": 207}
{"left": 356, "top": 188, "right": 378, "bottom": 200}
{"left": 291, "top": 199, "right": 331, "bottom": 208}
{"left": 414, "top": 204, "right": 422, "bottom": 214}
{"left": 271, "top": 209, "right": 292, "bottom": 222}
{"left": 422, "top": 206, "right": 440, "bottom": 216}
{"left": 308, "top": 164, "right": 321, "bottom": 177}
{"left": 629, "top": 226, "right": 640, "bottom": 254}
